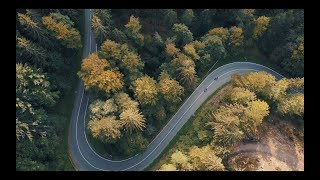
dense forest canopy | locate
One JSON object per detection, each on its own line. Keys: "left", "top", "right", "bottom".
{"left": 16, "top": 9, "right": 304, "bottom": 171}
{"left": 158, "top": 71, "right": 304, "bottom": 171}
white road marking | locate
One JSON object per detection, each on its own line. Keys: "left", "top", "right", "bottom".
{"left": 122, "top": 69, "right": 261, "bottom": 170}
{"left": 83, "top": 96, "right": 140, "bottom": 162}
{"left": 75, "top": 65, "right": 287, "bottom": 171}
{"left": 123, "top": 91, "right": 205, "bottom": 170}
{"left": 89, "top": 35, "right": 91, "bottom": 52}
{"left": 206, "top": 69, "right": 259, "bottom": 89}
{"left": 75, "top": 86, "right": 106, "bottom": 171}
{"left": 72, "top": 14, "right": 292, "bottom": 171}
{"left": 238, "top": 62, "right": 284, "bottom": 78}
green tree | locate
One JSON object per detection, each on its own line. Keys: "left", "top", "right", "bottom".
{"left": 16, "top": 36, "right": 48, "bottom": 68}
{"left": 181, "top": 9, "right": 194, "bottom": 26}
{"left": 93, "top": 9, "right": 113, "bottom": 27}
{"left": 16, "top": 63, "right": 59, "bottom": 141}
{"left": 92, "top": 15, "right": 107, "bottom": 43}
{"left": 202, "top": 35, "right": 226, "bottom": 63}
{"left": 60, "top": 9, "right": 81, "bottom": 24}
{"left": 172, "top": 23, "right": 193, "bottom": 47}
{"left": 172, "top": 53, "right": 198, "bottom": 89}
{"left": 119, "top": 133, "right": 148, "bottom": 156}
{"left": 163, "top": 9, "right": 178, "bottom": 28}
{"left": 17, "top": 10, "right": 51, "bottom": 46}
{"left": 199, "top": 10, "right": 213, "bottom": 34}
{"left": 110, "top": 28, "right": 127, "bottom": 43}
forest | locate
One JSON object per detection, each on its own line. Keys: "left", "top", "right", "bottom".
{"left": 155, "top": 71, "right": 304, "bottom": 171}
{"left": 16, "top": 9, "right": 304, "bottom": 170}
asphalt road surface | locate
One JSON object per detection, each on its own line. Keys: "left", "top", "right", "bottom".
{"left": 68, "top": 9, "right": 285, "bottom": 171}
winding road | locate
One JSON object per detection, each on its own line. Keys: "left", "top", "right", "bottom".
{"left": 68, "top": 9, "right": 285, "bottom": 171}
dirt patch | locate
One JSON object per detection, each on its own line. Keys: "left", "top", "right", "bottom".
{"left": 229, "top": 116, "right": 304, "bottom": 171}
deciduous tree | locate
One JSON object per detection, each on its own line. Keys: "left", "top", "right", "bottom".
{"left": 206, "top": 27, "right": 229, "bottom": 43}
{"left": 265, "top": 78, "right": 289, "bottom": 101}
{"left": 89, "top": 99, "right": 118, "bottom": 120}
{"left": 253, "top": 16, "right": 270, "bottom": 40}
{"left": 158, "top": 72, "right": 184, "bottom": 103}
{"left": 132, "top": 75, "right": 158, "bottom": 105}
{"left": 183, "top": 43, "right": 200, "bottom": 60}
{"left": 78, "top": 53, "right": 124, "bottom": 94}
{"left": 241, "top": 100, "right": 269, "bottom": 137}
{"left": 188, "top": 146, "right": 225, "bottom": 171}
{"left": 277, "top": 94, "right": 304, "bottom": 116}
{"left": 159, "top": 163, "right": 177, "bottom": 171}
{"left": 231, "top": 72, "right": 276, "bottom": 94}
{"left": 42, "top": 13, "right": 82, "bottom": 49}
{"left": 121, "top": 51, "right": 144, "bottom": 74}
{"left": 171, "top": 150, "right": 189, "bottom": 169}
{"left": 166, "top": 42, "right": 180, "bottom": 58}
{"left": 202, "top": 35, "right": 226, "bottom": 62}
{"left": 207, "top": 104, "right": 245, "bottom": 148}
{"left": 88, "top": 116, "right": 122, "bottom": 143}
{"left": 287, "top": 77, "right": 304, "bottom": 91}
{"left": 229, "top": 26, "right": 244, "bottom": 47}
{"left": 225, "top": 87, "right": 256, "bottom": 105}
{"left": 119, "top": 108, "right": 146, "bottom": 132}
{"left": 125, "top": 15, "right": 144, "bottom": 46}
{"left": 114, "top": 92, "right": 139, "bottom": 113}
